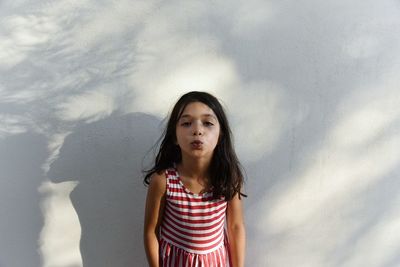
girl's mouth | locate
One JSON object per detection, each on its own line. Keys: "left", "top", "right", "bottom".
{"left": 191, "top": 140, "right": 203, "bottom": 149}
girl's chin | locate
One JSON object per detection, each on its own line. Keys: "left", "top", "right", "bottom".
{"left": 182, "top": 149, "right": 212, "bottom": 158}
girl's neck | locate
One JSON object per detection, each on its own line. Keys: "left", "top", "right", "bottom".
{"left": 177, "top": 157, "right": 210, "bottom": 180}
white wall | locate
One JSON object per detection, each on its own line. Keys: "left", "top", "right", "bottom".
{"left": 1, "top": 0, "right": 400, "bottom": 266}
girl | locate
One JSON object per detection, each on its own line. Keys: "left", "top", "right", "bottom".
{"left": 143, "top": 91, "right": 246, "bottom": 267}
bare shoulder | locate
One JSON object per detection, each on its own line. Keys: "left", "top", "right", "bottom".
{"left": 227, "top": 193, "right": 244, "bottom": 218}
{"left": 227, "top": 192, "right": 243, "bottom": 206}
{"left": 226, "top": 193, "right": 245, "bottom": 228}
{"left": 144, "top": 170, "right": 167, "bottom": 233}
{"left": 147, "top": 170, "right": 167, "bottom": 195}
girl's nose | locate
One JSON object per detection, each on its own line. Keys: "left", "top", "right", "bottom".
{"left": 192, "top": 122, "right": 203, "bottom": 136}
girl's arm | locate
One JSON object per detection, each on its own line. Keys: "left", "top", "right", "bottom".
{"left": 226, "top": 193, "right": 246, "bottom": 267}
{"left": 143, "top": 172, "right": 166, "bottom": 267}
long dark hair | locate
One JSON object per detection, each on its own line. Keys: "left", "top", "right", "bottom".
{"left": 143, "top": 91, "right": 246, "bottom": 200}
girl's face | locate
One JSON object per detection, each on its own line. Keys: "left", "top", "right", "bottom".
{"left": 175, "top": 102, "right": 221, "bottom": 160}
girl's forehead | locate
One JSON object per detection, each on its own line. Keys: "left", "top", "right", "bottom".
{"left": 179, "top": 102, "right": 217, "bottom": 118}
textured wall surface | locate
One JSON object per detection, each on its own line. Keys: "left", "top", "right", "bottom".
{"left": 1, "top": 0, "right": 400, "bottom": 266}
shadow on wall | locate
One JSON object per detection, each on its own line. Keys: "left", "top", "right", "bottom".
{"left": 47, "top": 112, "right": 160, "bottom": 267}
{"left": 0, "top": 133, "right": 48, "bottom": 267}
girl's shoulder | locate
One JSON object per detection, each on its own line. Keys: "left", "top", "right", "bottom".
{"left": 148, "top": 167, "right": 178, "bottom": 192}
{"left": 148, "top": 170, "right": 168, "bottom": 194}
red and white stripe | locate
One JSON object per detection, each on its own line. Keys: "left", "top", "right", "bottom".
{"left": 160, "top": 168, "right": 231, "bottom": 266}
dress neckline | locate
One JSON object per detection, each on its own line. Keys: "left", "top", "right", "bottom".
{"left": 173, "top": 167, "right": 212, "bottom": 197}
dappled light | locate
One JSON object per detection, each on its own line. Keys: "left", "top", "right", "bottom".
{"left": 252, "top": 74, "right": 400, "bottom": 266}
{"left": 0, "top": 114, "right": 30, "bottom": 138}
{"left": 38, "top": 181, "right": 81, "bottom": 267}
{"left": 1, "top": 0, "right": 399, "bottom": 266}
{"left": 56, "top": 91, "right": 115, "bottom": 123}
{"left": 0, "top": 14, "right": 59, "bottom": 67}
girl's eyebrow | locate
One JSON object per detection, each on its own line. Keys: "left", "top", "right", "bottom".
{"left": 179, "top": 114, "right": 217, "bottom": 119}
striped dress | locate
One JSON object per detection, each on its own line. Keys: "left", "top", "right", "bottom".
{"left": 159, "top": 168, "right": 231, "bottom": 267}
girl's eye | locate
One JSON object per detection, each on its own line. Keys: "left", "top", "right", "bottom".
{"left": 181, "top": 122, "right": 191, "bottom": 127}
{"left": 204, "top": 121, "right": 214, "bottom": 126}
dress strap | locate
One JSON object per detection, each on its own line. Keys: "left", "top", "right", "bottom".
{"left": 165, "top": 168, "right": 178, "bottom": 196}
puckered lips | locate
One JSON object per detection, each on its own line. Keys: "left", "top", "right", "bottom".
{"left": 190, "top": 140, "right": 203, "bottom": 149}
